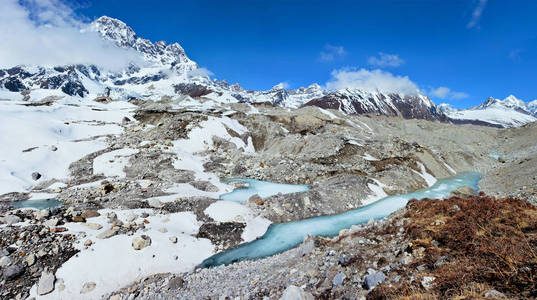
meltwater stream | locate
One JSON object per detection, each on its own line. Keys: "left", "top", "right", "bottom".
{"left": 201, "top": 172, "right": 482, "bottom": 268}
{"left": 219, "top": 179, "right": 309, "bottom": 202}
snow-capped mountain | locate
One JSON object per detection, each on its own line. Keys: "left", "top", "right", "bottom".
{"left": 303, "top": 89, "right": 447, "bottom": 121}
{"left": 439, "top": 95, "right": 537, "bottom": 128}
{"left": 0, "top": 15, "right": 444, "bottom": 122}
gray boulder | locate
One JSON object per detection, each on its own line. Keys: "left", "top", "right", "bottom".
{"left": 364, "top": 271, "right": 386, "bottom": 290}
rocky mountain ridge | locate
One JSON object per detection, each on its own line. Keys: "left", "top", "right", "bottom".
{"left": 0, "top": 16, "right": 446, "bottom": 122}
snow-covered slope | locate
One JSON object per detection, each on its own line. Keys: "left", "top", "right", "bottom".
{"left": 439, "top": 95, "right": 537, "bottom": 128}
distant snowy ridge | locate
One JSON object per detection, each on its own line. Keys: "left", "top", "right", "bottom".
{"left": 439, "top": 95, "right": 537, "bottom": 128}
{"left": 1, "top": 15, "right": 533, "bottom": 126}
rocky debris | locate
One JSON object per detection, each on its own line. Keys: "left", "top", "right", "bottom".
{"left": 1, "top": 214, "right": 21, "bottom": 225}
{"left": 37, "top": 269, "right": 55, "bottom": 295}
{"left": 169, "top": 236, "right": 178, "bottom": 243}
{"left": 86, "top": 223, "right": 103, "bottom": 230}
{"left": 147, "top": 198, "right": 163, "bottom": 208}
{"left": 96, "top": 227, "right": 119, "bottom": 239}
{"left": 25, "top": 253, "right": 36, "bottom": 266}
{"left": 280, "top": 285, "right": 314, "bottom": 300}
{"left": 3, "top": 264, "right": 24, "bottom": 280}
{"left": 189, "top": 180, "right": 219, "bottom": 192}
{"left": 32, "top": 172, "right": 42, "bottom": 180}
{"left": 80, "top": 210, "right": 100, "bottom": 219}
{"left": 363, "top": 271, "right": 386, "bottom": 290}
{"left": 81, "top": 282, "right": 96, "bottom": 294}
{"left": 248, "top": 194, "right": 264, "bottom": 205}
{"left": 167, "top": 276, "right": 184, "bottom": 290}
{"left": 132, "top": 235, "right": 151, "bottom": 250}
{"left": 0, "top": 255, "right": 12, "bottom": 267}
{"left": 196, "top": 222, "right": 245, "bottom": 251}
{"left": 450, "top": 185, "right": 476, "bottom": 198}
{"left": 485, "top": 289, "right": 506, "bottom": 298}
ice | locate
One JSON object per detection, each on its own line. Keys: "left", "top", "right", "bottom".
{"left": 201, "top": 172, "right": 482, "bottom": 267}
{"left": 219, "top": 179, "right": 309, "bottom": 202}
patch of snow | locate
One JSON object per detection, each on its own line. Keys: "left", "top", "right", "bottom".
{"left": 31, "top": 209, "right": 213, "bottom": 300}
{"left": 93, "top": 148, "right": 139, "bottom": 178}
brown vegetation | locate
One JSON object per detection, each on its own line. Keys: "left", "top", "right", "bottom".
{"left": 372, "top": 193, "right": 537, "bottom": 299}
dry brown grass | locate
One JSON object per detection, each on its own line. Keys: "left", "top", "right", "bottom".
{"left": 370, "top": 194, "right": 537, "bottom": 299}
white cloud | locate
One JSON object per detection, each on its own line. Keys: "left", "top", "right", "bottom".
{"left": 326, "top": 68, "right": 420, "bottom": 95}
{"left": 0, "top": 0, "right": 144, "bottom": 71}
{"left": 367, "top": 52, "right": 404, "bottom": 67}
{"left": 319, "top": 44, "right": 346, "bottom": 62}
{"left": 430, "top": 86, "right": 469, "bottom": 100}
{"left": 187, "top": 67, "right": 214, "bottom": 78}
{"left": 467, "top": 0, "right": 488, "bottom": 29}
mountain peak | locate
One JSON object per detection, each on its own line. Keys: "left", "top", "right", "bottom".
{"left": 91, "top": 16, "right": 137, "bottom": 48}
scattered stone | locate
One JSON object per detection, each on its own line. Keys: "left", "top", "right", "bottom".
{"left": 167, "top": 277, "right": 184, "bottom": 290}
{"left": 158, "top": 227, "right": 168, "bottom": 233}
{"left": 363, "top": 271, "right": 386, "bottom": 290}
{"left": 43, "top": 218, "right": 59, "bottom": 228}
{"left": 132, "top": 235, "right": 151, "bottom": 250}
{"left": 84, "top": 240, "right": 93, "bottom": 247}
{"left": 96, "top": 227, "right": 118, "bottom": 239}
{"left": 32, "top": 172, "right": 42, "bottom": 180}
{"left": 485, "top": 289, "right": 506, "bottom": 298}
{"left": 100, "top": 182, "right": 115, "bottom": 195}
{"left": 498, "top": 157, "right": 506, "bottom": 163}
{"left": 332, "top": 272, "right": 346, "bottom": 286}
{"left": 80, "top": 282, "right": 96, "bottom": 294}
{"left": 109, "top": 295, "right": 121, "bottom": 300}
{"left": 25, "top": 254, "right": 36, "bottom": 266}
{"left": 85, "top": 223, "right": 103, "bottom": 230}
{"left": 280, "top": 285, "right": 314, "bottom": 300}
{"left": 0, "top": 255, "right": 12, "bottom": 267}
{"left": 3, "top": 264, "right": 24, "bottom": 280}
{"left": 37, "top": 270, "right": 55, "bottom": 295}
{"left": 126, "top": 213, "right": 138, "bottom": 222}
{"left": 50, "top": 145, "right": 58, "bottom": 151}
{"left": 50, "top": 227, "right": 68, "bottom": 233}
{"left": 450, "top": 186, "right": 476, "bottom": 198}
{"left": 148, "top": 198, "right": 163, "bottom": 208}
{"left": 72, "top": 216, "right": 86, "bottom": 222}
{"left": 248, "top": 194, "right": 263, "bottom": 204}
{"left": 169, "top": 236, "right": 178, "bottom": 243}
{"left": 2, "top": 215, "right": 21, "bottom": 225}
{"left": 81, "top": 210, "right": 100, "bottom": 219}
{"left": 421, "top": 276, "right": 435, "bottom": 290}
{"left": 33, "top": 210, "right": 50, "bottom": 220}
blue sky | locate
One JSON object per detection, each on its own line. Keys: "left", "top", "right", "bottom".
{"left": 15, "top": 1, "right": 537, "bottom": 107}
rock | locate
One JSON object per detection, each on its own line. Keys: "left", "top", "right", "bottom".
{"left": 43, "top": 218, "right": 59, "bottom": 227}
{"left": 50, "top": 145, "right": 58, "bottom": 151}
{"left": 485, "top": 289, "right": 505, "bottom": 298}
{"left": 280, "top": 285, "right": 314, "bottom": 300}
{"left": 158, "top": 227, "right": 168, "bottom": 233}
{"left": 81, "top": 210, "right": 100, "bottom": 219}
{"left": 332, "top": 272, "right": 346, "bottom": 286}
{"left": 32, "top": 172, "right": 42, "bottom": 180}
{"left": 3, "top": 264, "right": 24, "bottom": 280}
{"left": 85, "top": 223, "right": 103, "bottom": 230}
{"left": 363, "top": 271, "right": 386, "bottom": 290}
{"left": 169, "top": 236, "right": 178, "bottom": 243}
{"left": 248, "top": 194, "right": 263, "bottom": 204}
{"left": 167, "top": 277, "right": 184, "bottom": 290}
{"left": 132, "top": 235, "right": 151, "bottom": 250}
{"left": 80, "top": 282, "right": 96, "bottom": 294}
{"left": 106, "top": 212, "right": 118, "bottom": 222}
{"left": 109, "top": 295, "right": 121, "bottom": 300}
{"left": 50, "top": 227, "right": 68, "bottom": 233}
{"left": 0, "top": 255, "right": 12, "bottom": 267}
{"left": 2, "top": 215, "right": 21, "bottom": 225}
{"left": 148, "top": 198, "right": 163, "bottom": 208}
{"left": 33, "top": 210, "right": 49, "bottom": 220}
{"left": 126, "top": 213, "right": 138, "bottom": 222}
{"left": 450, "top": 186, "right": 476, "bottom": 198}
{"left": 421, "top": 276, "right": 435, "bottom": 290}
{"left": 96, "top": 227, "right": 118, "bottom": 239}
{"left": 25, "top": 254, "right": 36, "bottom": 266}
{"left": 72, "top": 216, "right": 86, "bottom": 222}
{"left": 100, "top": 182, "right": 114, "bottom": 195}
{"left": 498, "top": 157, "right": 506, "bottom": 163}
{"left": 84, "top": 240, "right": 93, "bottom": 247}
{"left": 37, "top": 270, "right": 55, "bottom": 295}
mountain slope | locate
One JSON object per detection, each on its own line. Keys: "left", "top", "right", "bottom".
{"left": 439, "top": 95, "right": 537, "bottom": 128}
